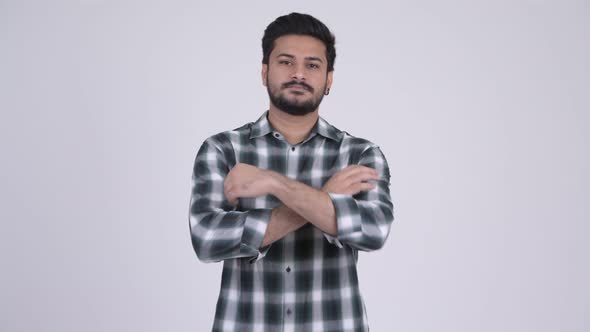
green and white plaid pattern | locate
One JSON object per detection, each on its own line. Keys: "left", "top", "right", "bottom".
{"left": 189, "top": 111, "right": 394, "bottom": 332}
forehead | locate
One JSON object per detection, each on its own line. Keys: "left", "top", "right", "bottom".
{"left": 271, "top": 35, "right": 327, "bottom": 60}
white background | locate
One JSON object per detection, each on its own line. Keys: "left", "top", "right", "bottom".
{"left": 1, "top": 0, "right": 588, "bottom": 331}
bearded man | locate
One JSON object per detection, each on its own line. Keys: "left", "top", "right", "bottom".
{"left": 189, "top": 12, "right": 394, "bottom": 332}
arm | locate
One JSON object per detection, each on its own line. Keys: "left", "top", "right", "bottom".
{"left": 189, "top": 138, "right": 272, "bottom": 263}
{"left": 261, "top": 205, "right": 307, "bottom": 247}
{"left": 266, "top": 164, "right": 382, "bottom": 237}
{"left": 241, "top": 170, "right": 379, "bottom": 247}
{"left": 266, "top": 173, "right": 340, "bottom": 236}
{"left": 325, "top": 146, "right": 394, "bottom": 251}
{"left": 222, "top": 147, "right": 393, "bottom": 252}
{"left": 256, "top": 147, "right": 394, "bottom": 251}
{"left": 224, "top": 155, "right": 388, "bottom": 249}
{"left": 224, "top": 163, "right": 377, "bottom": 241}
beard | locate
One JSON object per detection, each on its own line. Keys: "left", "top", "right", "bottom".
{"left": 267, "top": 79, "right": 326, "bottom": 116}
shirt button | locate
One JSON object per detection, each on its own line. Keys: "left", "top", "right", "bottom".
{"left": 274, "top": 133, "right": 280, "bottom": 137}
{"left": 291, "top": 147, "right": 295, "bottom": 151}
{"left": 286, "top": 308, "right": 292, "bottom": 315}
{"left": 286, "top": 266, "right": 291, "bottom": 273}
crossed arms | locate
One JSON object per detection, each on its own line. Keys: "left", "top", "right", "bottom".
{"left": 189, "top": 138, "right": 394, "bottom": 262}
{"left": 224, "top": 162, "right": 380, "bottom": 246}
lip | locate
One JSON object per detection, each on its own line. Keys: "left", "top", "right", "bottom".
{"left": 285, "top": 85, "right": 309, "bottom": 91}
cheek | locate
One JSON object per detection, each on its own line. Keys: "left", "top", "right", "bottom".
{"left": 268, "top": 68, "right": 285, "bottom": 80}
{"left": 267, "top": 72, "right": 285, "bottom": 87}
{"left": 311, "top": 75, "right": 328, "bottom": 88}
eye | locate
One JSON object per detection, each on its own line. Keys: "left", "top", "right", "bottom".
{"left": 307, "top": 63, "right": 320, "bottom": 69}
{"left": 279, "top": 60, "right": 292, "bottom": 65}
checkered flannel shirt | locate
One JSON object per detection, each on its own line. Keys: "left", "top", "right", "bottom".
{"left": 189, "top": 111, "right": 394, "bottom": 332}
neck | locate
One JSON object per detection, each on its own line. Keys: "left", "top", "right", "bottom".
{"left": 267, "top": 107, "right": 319, "bottom": 145}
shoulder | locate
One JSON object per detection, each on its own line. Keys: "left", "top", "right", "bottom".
{"left": 192, "top": 121, "right": 252, "bottom": 167}
{"left": 332, "top": 126, "right": 389, "bottom": 171}
{"left": 321, "top": 116, "right": 378, "bottom": 151}
{"left": 338, "top": 131, "right": 390, "bottom": 179}
{"left": 201, "top": 121, "right": 253, "bottom": 149}
{"left": 338, "top": 129, "right": 381, "bottom": 156}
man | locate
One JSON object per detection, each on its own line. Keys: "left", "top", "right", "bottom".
{"left": 189, "top": 12, "right": 394, "bottom": 332}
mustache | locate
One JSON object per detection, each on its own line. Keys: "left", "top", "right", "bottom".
{"left": 282, "top": 81, "right": 314, "bottom": 92}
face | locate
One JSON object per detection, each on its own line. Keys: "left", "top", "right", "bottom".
{"left": 262, "top": 35, "right": 333, "bottom": 116}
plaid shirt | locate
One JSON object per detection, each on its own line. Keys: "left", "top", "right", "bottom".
{"left": 189, "top": 111, "right": 394, "bottom": 332}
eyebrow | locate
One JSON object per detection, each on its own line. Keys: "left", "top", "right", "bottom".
{"left": 276, "top": 53, "right": 324, "bottom": 63}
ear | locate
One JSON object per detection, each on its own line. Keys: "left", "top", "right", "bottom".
{"left": 326, "top": 70, "right": 334, "bottom": 90}
{"left": 261, "top": 64, "right": 268, "bottom": 87}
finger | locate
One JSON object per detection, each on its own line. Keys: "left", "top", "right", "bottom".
{"left": 346, "top": 165, "right": 378, "bottom": 176}
{"left": 223, "top": 176, "right": 232, "bottom": 190}
{"left": 226, "top": 190, "right": 238, "bottom": 206}
{"left": 225, "top": 185, "right": 236, "bottom": 199}
{"left": 345, "top": 169, "right": 380, "bottom": 184}
{"left": 361, "top": 166, "right": 379, "bottom": 177}
{"left": 336, "top": 165, "right": 371, "bottom": 180}
{"left": 328, "top": 166, "right": 378, "bottom": 190}
{"left": 351, "top": 182, "right": 377, "bottom": 195}
{"left": 224, "top": 183, "right": 233, "bottom": 195}
{"left": 349, "top": 170, "right": 381, "bottom": 183}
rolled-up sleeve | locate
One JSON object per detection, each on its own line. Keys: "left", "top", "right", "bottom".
{"left": 327, "top": 146, "right": 394, "bottom": 251}
{"left": 189, "top": 138, "right": 272, "bottom": 263}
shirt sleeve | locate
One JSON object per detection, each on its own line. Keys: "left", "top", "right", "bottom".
{"left": 326, "top": 146, "right": 394, "bottom": 251}
{"left": 188, "top": 137, "right": 272, "bottom": 263}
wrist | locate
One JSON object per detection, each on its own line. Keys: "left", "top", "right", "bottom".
{"left": 265, "top": 170, "right": 284, "bottom": 197}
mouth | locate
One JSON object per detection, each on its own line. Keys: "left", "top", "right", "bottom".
{"left": 283, "top": 82, "right": 312, "bottom": 92}
{"left": 287, "top": 87, "right": 308, "bottom": 94}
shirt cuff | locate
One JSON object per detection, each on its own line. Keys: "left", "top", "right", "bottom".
{"left": 327, "top": 193, "right": 362, "bottom": 245}
{"left": 239, "top": 208, "right": 272, "bottom": 262}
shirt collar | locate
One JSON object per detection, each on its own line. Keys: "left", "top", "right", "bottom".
{"left": 249, "top": 112, "right": 274, "bottom": 139}
{"left": 249, "top": 111, "right": 341, "bottom": 142}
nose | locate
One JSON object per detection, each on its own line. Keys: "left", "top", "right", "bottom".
{"left": 291, "top": 63, "right": 306, "bottom": 81}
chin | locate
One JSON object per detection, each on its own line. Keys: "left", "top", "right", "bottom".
{"left": 280, "top": 108, "right": 317, "bottom": 117}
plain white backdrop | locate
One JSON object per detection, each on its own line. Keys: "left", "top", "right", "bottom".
{"left": 1, "top": 0, "right": 588, "bottom": 331}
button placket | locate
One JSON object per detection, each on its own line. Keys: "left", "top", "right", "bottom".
{"left": 283, "top": 131, "right": 298, "bottom": 327}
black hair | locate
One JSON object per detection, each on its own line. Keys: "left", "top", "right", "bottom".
{"left": 262, "top": 13, "right": 336, "bottom": 72}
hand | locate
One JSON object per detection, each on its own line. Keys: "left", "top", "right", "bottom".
{"left": 224, "top": 163, "right": 274, "bottom": 205}
{"left": 322, "top": 165, "right": 380, "bottom": 195}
